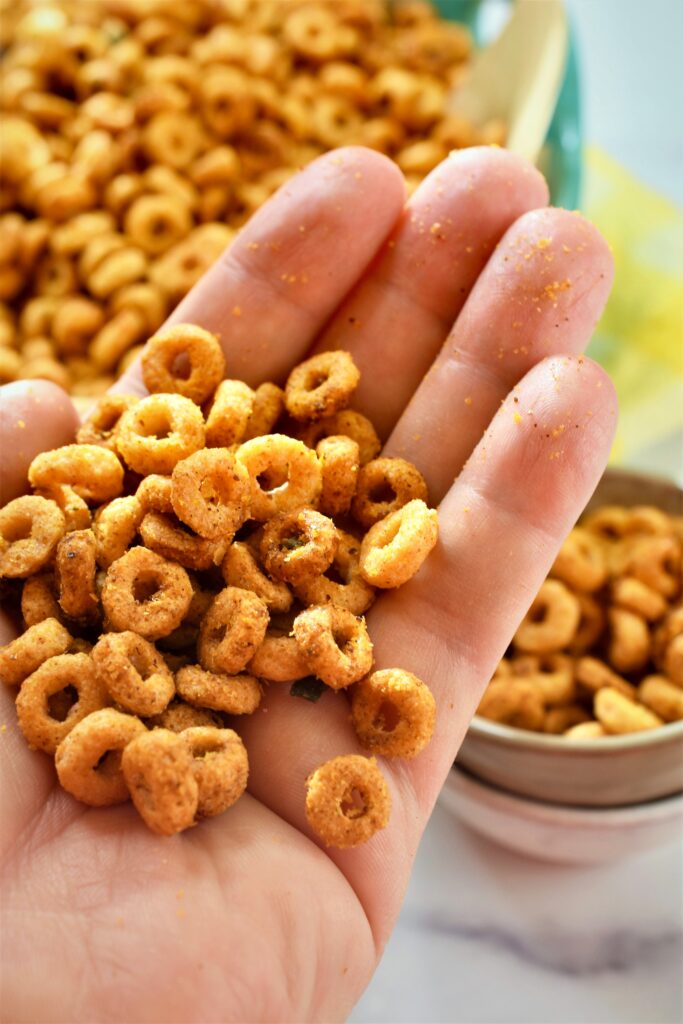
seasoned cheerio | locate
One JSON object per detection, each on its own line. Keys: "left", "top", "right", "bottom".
{"left": 0, "top": 328, "right": 440, "bottom": 844}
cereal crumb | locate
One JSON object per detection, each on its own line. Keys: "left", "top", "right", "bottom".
{"left": 232, "top": 306, "right": 242, "bottom": 317}
{"left": 537, "top": 237, "right": 552, "bottom": 249}
{"left": 513, "top": 412, "right": 523, "bottom": 424}
{"left": 464, "top": 396, "right": 472, "bottom": 406}
{"left": 16, "top": 419, "right": 26, "bottom": 429}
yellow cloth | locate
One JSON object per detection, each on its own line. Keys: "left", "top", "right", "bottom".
{"left": 582, "top": 146, "right": 683, "bottom": 465}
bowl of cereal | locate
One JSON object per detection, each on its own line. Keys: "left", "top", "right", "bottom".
{"left": 453, "top": 468, "right": 683, "bottom": 809}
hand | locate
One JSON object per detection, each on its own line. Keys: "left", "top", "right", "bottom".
{"left": 0, "top": 147, "right": 616, "bottom": 1023}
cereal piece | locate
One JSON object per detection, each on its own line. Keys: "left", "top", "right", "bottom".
{"left": 34, "top": 483, "right": 91, "bottom": 532}
{"left": 550, "top": 527, "right": 607, "bottom": 592}
{"left": 582, "top": 505, "right": 630, "bottom": 542}
{"left": 93, "top": 496, "right": 144, "bottom": 569}
{"left": 611, "top": 576, "right": 668, "bottom": 622}
{"left": 543, "top": 705, "right": 592, "bottom": 735}
{"left": 117, "top": 393, "right": 205, "bottom": 475}
{"left": 198, "top": 587, "right": 269, "bottom": 674}
{"left": 305, "top": 754, "right": 391, "bottom": 849}
{"left": 76, "top": 394, "right": 139, "bottom": 451}
{"left": 260, "top": 508, "right": 337, "bottom": 587}
{"left": 316, "top": 435, "right": 360, "bottom": 518}
{"left": 624, "top": 506, "right": 675, "bottom": 536}
{"left": 136, "top": 474, "right": 174, "bottom": 515}
{"left": 511, "top": 653, "right": 576, "bottom": 706}
{"left": 182, "top": 726, "right": 248, "bottom": 817}
{"left": 564, "top": 721, "right": 606, "bottom": 740}
{"left": 607, "top": 607, "right": 650, "bottom": 674}
{"left": 359, "top": 499, "right": 438, "bottom": 589}
{"left": 248, "top": 631, "right": 310, "bottom": 683}
{"left": 176, "top": 664, "right": 261, "bottom": 714}
{"left": 141, "top": 323, "right": 225, "bottom": 405}
{"left": 351, "top": 668, "right": 436, "bottom": 758}
{"left": 21, "top": 573, "right": 64, "bottom": 627}
{"left": 92, "top": 631, "right": 175, "bottom": 717}
{"left": 638, "top": 675, "right": 683, "bottom": 722}
{"left": 352, "top": 457, "right": 428, "bottom": 530}
{"left": 293, "top": 605, "right": 373, "bottom": 689}
{"left": 122, "top": 729, "right": 198, "bottom": 836}
{"left": 205, "top": 380, "right": 255, "bottom": 447}
{"left": 476, "top": 679, "right": 545, "bottom": 731}
{"left": 236, "top": 434, "right": 322, "bottom": 520}
{"left": 0, "top": 495, "right": 65, "bottom": 578}
{"left": 221, "top": 542, "right": 292, "bottom": 614}
{"left": 622, "top": 536, "right": 681, "bottom": 598}
{"left": 299, "top": 410, "right": 381, "bottom": 466}
{"left": 293, "top": 529, "right": 374, "bottom": 614}
{"left": 567, "top": 592, "right": 606, "bottom": 655}
{"left": 594, "top": 687, "right": 663, "bottom": 734}
{"left": 15, "top": 653, "right": 108, "bottom": 754}
{"left": 101, "top": 547, "right": 193, "bottom": 640}
{"left": 55, "top": 708, "right": 147, "bottom": 807}
{"left": 575, "top": 656, "right": 637, "bottom": 700}
{"left": 171, "top": 448, "right": 251, "bottom": 541}
{"left": 285, "top": 351, "right": 360, "bottom": 422}
{"left": 243, "top": 382, "right": 284, "bottom": 440}
{"left": 55, "top": 530, "right": 99, "bottom": 622}
{"left": 0, "top": 618, "right": 71, "bottom": 687}
{"left": 513, "top": 580, "right": 581, "bottom": 654}
{"left": 140, "top": 510, "right": 226, "bottom": 571}
{"left": 124, "top": 194, "right": 192, "bottom": 256}
{"left": 147, "top": 700, "right": 223, "bottom": 732}
{"left": 28, "top": 445, "right": 124, "bottom": 503}
{"left": 653, "top": 608, "right": 683, "bottom": 685}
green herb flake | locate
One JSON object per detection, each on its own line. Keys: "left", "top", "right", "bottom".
{"left": 290, "top": 677, "right": 327, "bottom": 702}
{"left": 281, "top": 536, "right": 306, "bottom": 551}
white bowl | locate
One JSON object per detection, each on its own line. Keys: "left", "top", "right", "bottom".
{"left": 440, "top": 767, "right": 683, "bottom": 865}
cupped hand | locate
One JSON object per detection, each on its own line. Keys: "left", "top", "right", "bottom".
{"left": 0, "top": 147, "right": 616, "bottom": 1024}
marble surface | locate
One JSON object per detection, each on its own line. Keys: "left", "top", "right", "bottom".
{"left": 351, "top": 801, "right": 683, "bottom": 1024}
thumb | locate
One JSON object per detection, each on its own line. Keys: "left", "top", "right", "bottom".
{"left": 0, "top": 381, "right": 79, "bottom": 506}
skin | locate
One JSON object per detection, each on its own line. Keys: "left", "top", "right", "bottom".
{"left": 0, "top": 147, "right": 617, "bottom": 1023}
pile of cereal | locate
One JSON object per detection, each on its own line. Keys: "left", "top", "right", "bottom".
{"left": 0, "top": 0, "right": 502, "bottom": 396}
{"left": 0, "top": 325, "right": 439, "bottom": 843}
{"left": 478, "top": 505, "right": 683, "bottom": 738}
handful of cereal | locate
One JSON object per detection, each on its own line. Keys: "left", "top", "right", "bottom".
{"left": 477, "top": 505, "right": 683, "bottom": 738}
{"left": 0, "top": 325, "right": 439, "bottom": 844}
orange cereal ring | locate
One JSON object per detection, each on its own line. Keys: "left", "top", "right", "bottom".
{"left": 221, "top": 541, "right": 292, "bottom": 614}
{"left": 136, "top": 473, "right": 174, "bottom": 514}
{"left": 611, "top": 576, "right": 667, "bottom": 622}
{"left": 351, "top": 668, "right": 436, "bottom": 758}
{"left": 147, "top": 700, "right": 223, "bottom": 732}
{"left": 305, "top": 754, "right": 391, "bottom": 849}
{"left": 92, "top": 631, "right": 175, "bottom": 717}
{"left": 316, "top": 435, "right": 359, "bottom": 518}
{"left": 638, "top": 675, "right": 683, "bottom": 723}
{"left": 176, "top": 664, "right": 261, "bottom": 714}
{"left": 582, "top": 506, "right": 630, "bottom": 542}
{"left": 21, "top": 573, "right": 64, "bottom": 627}
{"left": 543, "top": 705, "right": 592, "bottom": 735}
{"left": 0, "top": 618, "right": 71, "bottom": 687}
{"left": 171, "top": 448, "right": 251, "bottom": 541}
{"left": 93, "top": 496, "right": 143, "bottom": 569}
{"left": 55, "top": 708, "right": 147, "bottom": 806}
{"left": 607, "top": 607, "right": 650, "bottom": 674}
{"left": 182, "top": 726, "right": 248, "bottom": 818}
{"left": 242, "top": 382, "right": 284, "bottom": 440}
{"left": 285, "top": 350, "right": 360, "bottom": 422}
{"left": 293, "top": 529, "right": 375, "bottom": 614}
{"left": 0, "top": 496, "right": 65, "bottom": 578}
{"left": 359, "top": 499, "right": 438, "bottom": 589}
{"left": 549, "top": 526, "right": 607, "bottom": 593}
{"left": 117, "top": 393, "right": 205, "bottom": 475}
{"left": 297, "top": 409, "right": 381, "bottom": 465}
{"left": 260, "top": 508, "right": 337, "bottom": 587}
{"left": 205, "top": 380, "right": 255, "bottom": 447}
{"left": 513, "top": 580, "right": 581, "bottom": 654}
{"left": 141, "top": 323, "right": 225, "bottom": 405}
{"left": 101, "top": 547, "right": 193, "bottom": 640}
{"left": 575, "top": 656, "right": 637, "bottom": 700}
{"left": 624, "top": 505, "right": 675, "bottom": 536}
{"left": 248, "top": 631, "right": 310, "bottom": 683}
{"left": 15, "top": 653, "right": 109, "bottom": 753}
{"left": 567, "top": 592, "right": 606, "bottom": 655}
{"left": 293, "top": 605, "right": 373, "bottom": 689}
{"left": 511, "top": 653, "right": 576, "bottom": 706}
{"left": 54, "top": 529, "right": 99, "bottom": 623}
{"left": 352, "top": 457, "right": 428, "bottom": 530}
{"left": 139, "top": 511, "right": 226, "bottom": 571}
{"left": 476, "top": 679, "right": 545, "bottom": 731}
{"left": 76, "top": 394, "right": 139, "bottom": 451}
{"left": 236, "top": 434, "right": 322, "bottom": 521}
{"left": 122, "top": 729, "right": 198, "bottom": 835}
{"left": 594, "top": 687, "right": 663, "bottom": 734}
{"left": 124, "top": 194, "right": 192, "bottom": 256}
{"left": 198, "top": 587, "right": 269, "bottom": 674}
{"left": 34, "top": 483, "right": 91, "bottom": 532}
{"left": 623, "top": 536, "right": 681, "bottom": 599}
{"left": 28, "top": 444, "right": 124, "bottom": 504}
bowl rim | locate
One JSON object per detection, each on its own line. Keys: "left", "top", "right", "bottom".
{"left": 468, "top": 714, "right": 683, "bottom": 754}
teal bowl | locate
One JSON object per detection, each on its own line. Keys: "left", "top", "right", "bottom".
{"left": 432, "top": 0, "right": 582, "bottom": 209}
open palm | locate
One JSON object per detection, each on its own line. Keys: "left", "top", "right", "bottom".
{"left": 1, "top": 146, "right": 616, "bottom": 1024}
